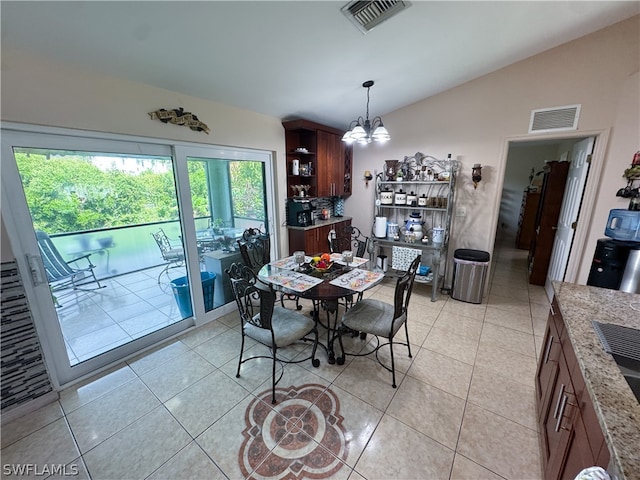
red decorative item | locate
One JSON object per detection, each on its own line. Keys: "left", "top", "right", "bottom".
{"left": 633, "top": 151, "right": 640, "bottom": 166}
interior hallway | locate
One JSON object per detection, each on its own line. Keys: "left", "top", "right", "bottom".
{"left": 1, "top": 234, "right": 550, "bottom": 479}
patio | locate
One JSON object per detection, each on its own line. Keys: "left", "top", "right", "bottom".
{"left": 49, "top": 221, "right": 260, "bottom": 365}
{"left": 58, "top": 265, "right": 188, "bottom": 365}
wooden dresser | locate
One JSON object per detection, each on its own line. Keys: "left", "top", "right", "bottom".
{"left": 528, "top": 161, "right": 569, "bottom": 285}
{"left": 516, "top": 189, "right": 541, "bottom": 250}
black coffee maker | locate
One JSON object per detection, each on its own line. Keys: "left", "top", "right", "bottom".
{"left": 286, "top": 198, "right": 316, "bottom": 227}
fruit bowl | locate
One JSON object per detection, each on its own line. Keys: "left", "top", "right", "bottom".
{"left": 310, "top": 261, "right": 333, "bottom": 273}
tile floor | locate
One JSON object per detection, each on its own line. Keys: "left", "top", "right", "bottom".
{"left": 1, "top": 235, "right": 549, "bottom": 479}
{"left": 58, "top": 265, "right": 191, "bottom": 365}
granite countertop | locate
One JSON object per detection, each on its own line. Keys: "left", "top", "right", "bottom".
{"left": 553, "top": 281, "right": 640, "bottom": 480}
{"left": 287, "top": 216, "right": 352, "bottom": 231}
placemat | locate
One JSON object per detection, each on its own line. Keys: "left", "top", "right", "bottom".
{"left": 329, "top": 253, "right": 369, "bottom": 267}
{"left": 329, "top": 269, "right": 385, "bottom": 292}
{"left": 269, "top": 255, "right": 312, "bottom": 271}
{"left": 265, "top": 270, "right": 323, "bottom": 293}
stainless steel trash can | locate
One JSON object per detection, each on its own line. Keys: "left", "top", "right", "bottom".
{"left": 451, "top": 249, "right": 490, "bottom": 304}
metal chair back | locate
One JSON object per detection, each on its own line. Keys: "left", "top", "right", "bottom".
{"left": 330, "top": 225, "right": 368, "bottom": 258}
{"left": 237, "top": 228, "right": 270, "bottom": 272}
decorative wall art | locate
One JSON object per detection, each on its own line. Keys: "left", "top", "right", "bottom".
{"left": 148, "top": 107, "right": 210, "bottom": 134}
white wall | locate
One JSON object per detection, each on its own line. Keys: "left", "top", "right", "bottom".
{"left": 0, "top": 47, "right": 288, "bottom": 259}
{"left": 500, "top": 144, "right": 559, "bottom": 238}
{"left": 346, "top": 15, "right": 640, "bottom": 286}
{"left": 2, "top": 16, "right": 639, "bottom": 286}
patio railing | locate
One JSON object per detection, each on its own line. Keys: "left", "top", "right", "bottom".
{"left": 49, "top": 217, "right": 265, "bottom": 280}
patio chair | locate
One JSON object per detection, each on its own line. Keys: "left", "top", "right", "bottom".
{"left": 336, "top": 255, "right": 421, "bottom": 388}
{"left": 151, "top": 228, "right": 185, "bottom": 283}
{"left": 35, "top": 230, "right": 105, "bottom": 293}
{"left": 226, "top": 262, "right": 319, "bottom": 404}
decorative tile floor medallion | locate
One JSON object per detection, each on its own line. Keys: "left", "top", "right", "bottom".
{"left": 239, "top": 384, "right": 349, "bottom": 479}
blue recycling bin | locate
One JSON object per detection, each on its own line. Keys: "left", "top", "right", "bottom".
{"left": 171, "top": 271, "right": 216, "bottom": 318}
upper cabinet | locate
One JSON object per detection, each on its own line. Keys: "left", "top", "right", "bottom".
{"left": 283, "top": 119, "right": 352, "bottom": 198}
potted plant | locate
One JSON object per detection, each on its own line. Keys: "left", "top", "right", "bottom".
{"left": 212, "top": 218, "right": 224, "bottom": 234}
{"left": 623, "top": 165, "right": 640, "bottom": 180}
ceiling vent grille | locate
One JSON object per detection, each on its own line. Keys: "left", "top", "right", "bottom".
{"left": 341, "top": 1, "right": 411, "bottom": 34}
{"left": 529, "top": 104, "right": 581, "bottom": 134}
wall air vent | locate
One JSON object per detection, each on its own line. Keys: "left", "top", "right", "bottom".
{"left": 529, "top": 104, "right": 581, "bottom": 134}
{"left": 341, "top": 1, "right": 411, "bottom": 34}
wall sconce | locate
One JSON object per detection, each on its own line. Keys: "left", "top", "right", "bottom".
{"left": 472, "top": 164, "right": 483, "bottom": 189}
{"left": 364, "top": 170, "right": 373, "bottom": 186}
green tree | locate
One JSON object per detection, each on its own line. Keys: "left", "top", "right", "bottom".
{"left": 230, "top": 161, "right": 264, "bottom": 219}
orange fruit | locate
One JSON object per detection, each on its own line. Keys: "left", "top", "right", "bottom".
{"left": 321, "top": 253, "right": 331, "bottom": 262}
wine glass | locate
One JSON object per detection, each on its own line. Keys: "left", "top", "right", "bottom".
{"left": 342, "top": 250, "right": 353, "bottom": 269}
{"left": 293, "top": 250, "right": 306, "bottom": 271}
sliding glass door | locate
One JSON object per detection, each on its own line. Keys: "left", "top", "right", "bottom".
{"left": 184, "top": 153, "right": 270, "bottom": 309}
{"left": 1, "top": 126, "right": 276, "bottom": 386}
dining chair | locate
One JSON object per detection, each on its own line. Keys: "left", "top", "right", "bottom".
{"left": 329, "top": 224, "right": 370, "bottom": 311}
{"left": 151, "top": 228, "right": 185, "bottom": 283}
{"left": 237, "top": 227, "right": 302, "bottom": 311}
{"left": 236, "top": 227, "right": 270, "bottom": 272}
{"left": 329, "top": 224, "right": 369, "bottom": 258}
{"left": 226, "top": 262, "right": 320, "bottom": 404}
{"left": 335, "top": 255, "right": 421, "bottom": 388}
{"left": 36, "top": 230, "right": 106, "bottom": 294}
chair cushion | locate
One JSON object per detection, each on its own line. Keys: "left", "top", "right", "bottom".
{"left": 342, "top": 299, "right": 406, "bottom": 338}
{"left": 166, "top": 248, "right": 184, "bottom": 260}
{"left": 245, "top": 306, "right": 315, "bottom": 348}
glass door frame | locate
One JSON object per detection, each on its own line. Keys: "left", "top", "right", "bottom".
{"left": 1, "top": 122, "right": 278, "bottom": 387}
{"left": 172, "top": 144, "right": 277, "bottom": 321}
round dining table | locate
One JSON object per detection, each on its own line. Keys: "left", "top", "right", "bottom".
{"left": 257, "top": 259, "right": 380, "bottom": 364}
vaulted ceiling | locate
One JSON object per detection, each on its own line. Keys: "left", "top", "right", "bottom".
{"left": 2, "top": 1, "right": 638, "bottom": 130}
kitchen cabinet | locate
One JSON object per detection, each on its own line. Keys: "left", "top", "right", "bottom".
{"left": 516, "top": 189, "right": 540, "bottom": 250}
{"left": 316, "top": 130, "right": 344, "bottom": 197}
{"left": 535, "top": 297, "right": 562, "bottom": 426}
{"left": 536, "top": 296, "right": 610, "bottom": 480}
{"left": 288, "top": 219, "right": 351, "bottom": 255}
{"left": 528, "top": 161, "right": 569, "bottom": 285}
{"left": 283, "top": 119, "right": 352, "bottom": 199}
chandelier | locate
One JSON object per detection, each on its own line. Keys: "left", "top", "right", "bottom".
{"left": 342, "top": 80, "right": 390, "bottom": 145}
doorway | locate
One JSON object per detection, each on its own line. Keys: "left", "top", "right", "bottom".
{"left": 496, "top": 134, "right": 599, "bottom": 296}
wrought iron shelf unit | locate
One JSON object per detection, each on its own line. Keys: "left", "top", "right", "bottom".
{"left": 372, "top": 154, "right": 458, "bottom": 301}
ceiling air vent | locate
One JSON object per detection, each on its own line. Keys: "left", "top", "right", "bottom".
{"left": 341, "top": 1, "right": 411, "bottom": 34}
{"left": 529, "top": 104, "right": 581, "bottom": 134}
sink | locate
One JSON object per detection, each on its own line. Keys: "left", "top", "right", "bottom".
{"left": 592, "top": 322, "right": 640, "bottom": 403}
{"left": 614, "top": 354, "right": 640, "bottom": 402}
{"left": 624, "top": 375, "right": 640, "bottom": 402}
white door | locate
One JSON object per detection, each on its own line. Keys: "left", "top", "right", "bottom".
{"left": 545, "top": 137, "right": 595, "bottom": 299}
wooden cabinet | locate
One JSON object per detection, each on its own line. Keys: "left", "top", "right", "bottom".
{"left": 516, "top": 189, "right": 541, "bottom": 250}
{"left": 288, "top": 219, "right": 351, "bottom": 255}
{"left": 535, "top": 297, "right": 562, "bottom": 426}
{"left": 536, "top": 296, "right": 610, "bottom": 480}
{"left": 529, "top": 161, "right": 569, "bottom": 285}
{"left": 283, "top": 119, "right": 352, "bottom": 199}
{"left": 316, "top": 130, "right": 346, "bottom": 197}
